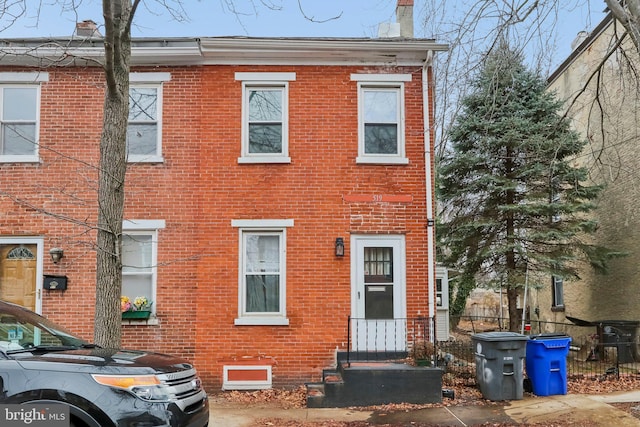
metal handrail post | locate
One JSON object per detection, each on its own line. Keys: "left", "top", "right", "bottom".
{"left": 347, "top": 315, "right": 351, "bottom": 367}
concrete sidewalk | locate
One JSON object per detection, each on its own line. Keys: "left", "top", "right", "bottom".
{"left": 208, "top": 390, "right": 640, "bottom": 426}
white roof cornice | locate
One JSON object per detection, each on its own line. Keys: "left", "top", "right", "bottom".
{"left": 0, "top": 36, "right": 448, "bottom": 67}
{"left": 198, "top": 37, "right": 448, "bottom": 66}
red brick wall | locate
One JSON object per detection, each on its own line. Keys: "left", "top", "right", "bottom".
{"left": 0, "top": 63, "right": 436, "bottom": 391}
{"left": 192, "top": 65, "right": 433, "bottom": 388}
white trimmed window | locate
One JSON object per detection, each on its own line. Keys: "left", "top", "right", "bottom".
{"left": 235, "top": 72, "right": 295, "bottom": 164}
{"left": 0, "top": 72, "right": 49, "bottom": 163}
{"left": 351, "top": 74, "right": 410, "bottom": 165}
{"left": 127, "top": 73, "right": 170, "bottom": 163}
{"left": 552, "top": 276, "right": 564, "bottom": 309}
{"left": 122, "top": 220, "right": 165, "bottom": 317}
{"left": 232, "top": 219, "right": 293, "bottom": 325}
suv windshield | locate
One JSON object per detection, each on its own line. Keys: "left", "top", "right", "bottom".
{"left": 0, "top": 302, "right": 90, "bottom": 353}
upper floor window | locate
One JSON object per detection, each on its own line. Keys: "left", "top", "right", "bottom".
{"left": 552, "top": 275, "right": 564, "bottom": 309}
{"left": 122, "top": 220, "right": 165, "bottom": 321}
{"left": 127, "top": 73, "right": 170, "bottom": 163}
{"left": 235, "top": 72, "right": 295, "bottom": 164}
{"left": 351, "top": 74, "right": 410, "bottom": 165}
{"left": 0, "top": 72, "right": 48, "bottom": 163}
{"left": 232, "top": 219, "right": 293, "bottom": 325}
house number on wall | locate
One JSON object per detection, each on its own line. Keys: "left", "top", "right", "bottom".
{"left": 343, "top": 194, "right": 414, "bottom": 203}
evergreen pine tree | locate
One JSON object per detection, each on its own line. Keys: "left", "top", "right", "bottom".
{"left": 437, "top": 42, "right": 621, "bottom": 331}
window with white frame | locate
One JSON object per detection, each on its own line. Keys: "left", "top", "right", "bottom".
{"left": 0, "top": 72, "right": 48, "bottom": 163}
{"left": 235, "top": 72, "right": 295, "bottom": 164}
{"left": 552, "top": 275, "right": 564, "bottom": 308}
{"left": 127, "top": 73, "right": 170, "bottom": 163}
{"left": 351, "top": 74, "right": 410, "bottom": 165}
{"left": 121, "top": 220, "right": 165, "bottom": 317}
{"left": 232, "top": 219, "right": 293, "bottom": 325}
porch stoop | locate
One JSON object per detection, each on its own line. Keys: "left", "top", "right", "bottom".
{"left": 306, "top": 356, "right": 444, "bottom": 408}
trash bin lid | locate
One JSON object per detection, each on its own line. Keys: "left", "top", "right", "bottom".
{"left": 529, "top": 333, "right": 569, "bottom": 340}
{"left": 596, "top": 320, "right": 640, "bottom": 326}
{"left": 472, "top": 331, "right": 529, "bottom": 341}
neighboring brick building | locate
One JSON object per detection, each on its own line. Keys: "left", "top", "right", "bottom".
{"left": 535, "top": 13, "right": 640, "bottom": 329}
{"left": 0, "top": 9, "right": 447, "bottom": 389}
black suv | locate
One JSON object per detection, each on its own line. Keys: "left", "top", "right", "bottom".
{"left": 0, "top": 301, "right": 209, "bottom": 427}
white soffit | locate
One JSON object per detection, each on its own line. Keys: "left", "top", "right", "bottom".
{"left": 0, "top": 37, "right": 448, "bottom": 67}
{"left": 198, "top": 38, "right": 448, "bottom": 66}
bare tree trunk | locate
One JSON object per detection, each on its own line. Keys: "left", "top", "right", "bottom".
{"left": 94, "top": 0, "right": 137, "bottom": 348}
{"left": 505, "top": 144, "right": 520, "bottom": 332}
{"left": 94, "top": 86, "right": 128, "bottom": 348}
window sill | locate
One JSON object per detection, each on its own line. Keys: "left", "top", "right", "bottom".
{"left": 122, "top": 317, "right": 160, "bottom": 326}
{"left": 238, "top": 156, "right": 291, "bottom": 164}
{"left": 356, "top": 156, "right": 409, "bottom": 165}
{"left": 127, "top": 155, "right": 164, "bottom": 164}
{"left": 234, "top": 317, "right": 290, "bottom": 326}
{"left": 0, "top": 156, "right": 39, "bottom": 163}
{"left": 551, "top": 306, "right": 565, "bottom": 312}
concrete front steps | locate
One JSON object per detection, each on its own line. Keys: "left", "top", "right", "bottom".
{"left": 306, "top": 357, "right": 444, "bottom": 408}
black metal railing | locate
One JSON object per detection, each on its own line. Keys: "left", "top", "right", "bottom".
{"left": 442, "top": 315, "right": 640, "bottom": 385}
{"left": 346, "top": 316, "right": 436, "bottom": 365}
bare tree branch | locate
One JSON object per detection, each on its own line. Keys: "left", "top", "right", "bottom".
{"left": 605, "top": 0, "right": 640, "bottom": 53}
{"left": 296, "top": 0, "right": 341, "bottom": 24}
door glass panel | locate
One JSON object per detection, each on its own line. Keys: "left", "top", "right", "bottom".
{"left": 364, "top": 247, "right": 393, "bottom": 319}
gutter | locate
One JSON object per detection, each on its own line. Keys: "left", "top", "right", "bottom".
{"left": 0, "top": 36, "right": 447, "bottom": 67}
{"left": 423, "top": 50, "right": 437, "bottom": 330}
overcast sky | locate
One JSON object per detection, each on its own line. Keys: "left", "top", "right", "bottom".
{"left": 0, "top": 0, "right": 607, "bottom": 70}
{"left": 0, "top": 0, "right": 397, "bottom": 39}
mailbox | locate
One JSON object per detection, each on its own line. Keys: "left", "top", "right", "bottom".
{"left": 44, "top": 275, "right": 67, "bottom": 291}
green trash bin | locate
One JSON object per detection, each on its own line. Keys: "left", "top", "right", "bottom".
{"left": 472, "top": 332, "right": 528, "bottom": 401}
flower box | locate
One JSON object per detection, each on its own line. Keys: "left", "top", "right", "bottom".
{"left": 121, "top": 296, "right": 153, "bottom": 320}
{"left": 122, "top": 310, "right": 151, "bottom": 320}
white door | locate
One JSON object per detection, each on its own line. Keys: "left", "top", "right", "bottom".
{"left": 351, "top": 235, "right": 406, "bottom": 352}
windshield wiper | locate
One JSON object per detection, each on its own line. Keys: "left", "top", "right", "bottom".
{"left": 79, "top": 343, "right": 101, "bottom": 349}
{"left": 7, "top": 345, "right": 89, "bottom": 355}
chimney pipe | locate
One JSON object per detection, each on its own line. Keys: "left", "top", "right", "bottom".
{"left": 396, "top": 0, "right": 414, "bottom": 38}
{"left": 75, "top": 20, "right": 102, "bottom": 38}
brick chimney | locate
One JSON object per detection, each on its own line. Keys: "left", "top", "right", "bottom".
{"left": 75, "top": 20, "right": 102, "bottom": 38}
{"left": 396, "top": 0, "right": 414, "bottom": 38}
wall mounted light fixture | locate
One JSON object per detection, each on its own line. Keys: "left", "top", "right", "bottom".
{"left": 49, "top": 247, "right": 64, "bottom": 264}
{"left": 335, "top": 238, "right": 345, "bottom": 257}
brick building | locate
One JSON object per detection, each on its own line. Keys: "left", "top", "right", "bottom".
{"left": 537, "top": 13, "right": 640, "bottom": 329}
{"left": 0, "top": 7, "right": 447, "bottom": 389}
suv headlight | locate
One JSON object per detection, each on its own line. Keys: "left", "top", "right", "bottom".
{"left": 91, "top": 374, "right": 172, "bottom": 402}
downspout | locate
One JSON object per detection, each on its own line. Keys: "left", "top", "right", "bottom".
{"left": 423, "top": 50, "right": 436, "bottom": 339}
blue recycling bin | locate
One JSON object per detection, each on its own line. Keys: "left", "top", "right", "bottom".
{"left": 525, "top": 334, "right": 572, "bottom": 396}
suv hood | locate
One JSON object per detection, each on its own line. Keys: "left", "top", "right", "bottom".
{"left": 14, "top": 348, "right": 194, "bottom": 374}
